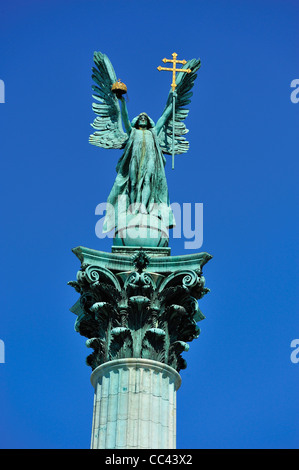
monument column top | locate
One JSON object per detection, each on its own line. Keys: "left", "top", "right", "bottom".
{"left": 90, "top": 357, "right": 182, "bottom": 390}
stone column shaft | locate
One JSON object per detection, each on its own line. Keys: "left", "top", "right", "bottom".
{"left": 69, "top": 246, "right": 212, "bottom": 449}
{"left": 90, "top": 359, "right": 181, "bottom": 449}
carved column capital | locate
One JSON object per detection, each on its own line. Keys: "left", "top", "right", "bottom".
{"left": 69, "top": 247, "right": 212, "bottom": 372}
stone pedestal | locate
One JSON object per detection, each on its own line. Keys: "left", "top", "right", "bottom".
{"left": 90, "top": 358, "right": 181, "bottom": 449}
{"left": 69, "top": 245, "right": 212, "bottom": 449}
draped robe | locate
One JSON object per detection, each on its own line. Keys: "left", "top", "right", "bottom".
{"left": 103, "top": 119, "right": 174, "bottom": 234}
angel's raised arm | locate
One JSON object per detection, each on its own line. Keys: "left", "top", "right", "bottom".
{"left": 155, "top": 101, "right": 173, "bottom": 136}
{"left": 119, "top": 96, "right": 132, "bottom": 134}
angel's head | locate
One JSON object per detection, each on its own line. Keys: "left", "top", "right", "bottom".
{"left": 131, "top": 113, "right": 155, "bottom": 130}
{"left": 137, "top": 113, "right": 149, "bottom": 128}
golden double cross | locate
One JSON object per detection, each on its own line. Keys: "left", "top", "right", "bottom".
{"left": 157, "top": 52, "right": 191, "bottom": 169}
{"left": 157, "top": 52, "right": 191, "bottom": 91}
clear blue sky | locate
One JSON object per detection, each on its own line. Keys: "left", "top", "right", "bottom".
{"left": 0, "top": 0, "right": 298, "bottom": 449}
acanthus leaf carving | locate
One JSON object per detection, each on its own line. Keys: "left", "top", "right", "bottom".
{"left": 69, "top": 250, "right": 212, "bottom": 372}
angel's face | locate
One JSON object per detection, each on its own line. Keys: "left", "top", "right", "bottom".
{"left": 138, "top": 114, "right": 148, "bottom": 128}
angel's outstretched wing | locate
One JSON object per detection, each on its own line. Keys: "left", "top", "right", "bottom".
{"left": 89, "top": 52, "right": 129, "bottom": 149}
{"left": 157, "top": 58, "right": 201, "bottom": 155}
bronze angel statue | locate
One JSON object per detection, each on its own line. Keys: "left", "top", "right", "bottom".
{"left": 89, "top": 51, "right": 201, "bottom": 247}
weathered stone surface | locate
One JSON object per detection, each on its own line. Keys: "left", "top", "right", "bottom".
{"left": 90, "top": 358, "right": 181, "bottom": 449}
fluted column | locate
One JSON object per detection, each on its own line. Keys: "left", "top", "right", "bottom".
{"left": 69, "top": 246, "right": 212, "bottom": 449}
{"left": 90, "top": 358, "right": 181, "bottom": 449}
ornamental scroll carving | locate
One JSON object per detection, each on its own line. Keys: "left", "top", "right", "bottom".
{"left": 69, "top": 249, "right": 211, "bottom": 372}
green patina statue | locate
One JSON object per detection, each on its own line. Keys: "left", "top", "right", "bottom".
{"left": 89, "top": 52, "right": 201, "bottom": 247}
{"left": 68, "top": 52, "right": 212, "bottom": 373}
